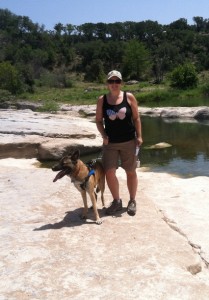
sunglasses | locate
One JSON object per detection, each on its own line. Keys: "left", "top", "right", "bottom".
{"left": 107, "top": 79, "right": 122, "bottom": 84}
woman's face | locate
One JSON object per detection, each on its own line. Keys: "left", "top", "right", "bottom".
{"left": 107, "top": 76, "right": 122, "bottom": 92}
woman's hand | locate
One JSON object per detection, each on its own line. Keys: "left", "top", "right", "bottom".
{"left": 103, "top": 136, "right": 109, "bottom": 145}
{"left": 136, "top": 137, "right": 143, "bottom": 146}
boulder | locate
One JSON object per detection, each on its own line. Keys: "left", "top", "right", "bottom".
{"left": 144, "top": 142, "right": 172, "bottom": 149}
{"left": 15, "top": 101, "right": 43, "bottom": 111}
{"left": 194, "top": 107, "right": 209, "bottom": 120}
{"left": 160, "top": 109, "right": 180, "bottom": 118}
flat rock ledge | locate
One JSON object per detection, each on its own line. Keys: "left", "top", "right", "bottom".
{"left": 1, "top": 105, "right": 209, "bottom": 299}
{"left": 0, "top": 108, "right": 103, "bottom": 160}
{"left": 140, "top": 106, "right": 209, "bottom": 120}
{"left": 1, "top": 159, "right": 209, "bottom": 299}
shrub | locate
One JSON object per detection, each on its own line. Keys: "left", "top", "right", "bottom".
{"left": 170, "top": 63, "right": 198, "bottom": 89}
{"left": 0, "top": 89, "right": 15, "bottom": 103}
{"left": 200, "top": 83, "right": 209, "bottom": 96}
{"left": 84, "top": 59, "right": 105, "bottom": 83}
{"left": 38, "top": 72, "right": 73, "bottom": 88}
{"left": 38, "top": 100, "right": 59, "bottom": 113}
{"left": 0, "top": 62, "right": 22, "bottom": 94}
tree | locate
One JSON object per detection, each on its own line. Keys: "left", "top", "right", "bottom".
{"left": 0, "top": 61, "right": 22, "bottom": 94}
{"left": 84, "top": 59, "right": 105, "bottom": 82}
{"left": 77, "top": 23, "right": 95, "bottom": 41}
{"left": 54, "top": 22, "right": 65, "bottom": 35}
{"left": 106, "top": 22, "right": 124, "bottom": 40}
{"left": 170, "top": 63, "right": 198, "bottom": 89}
{"left": 169, "top": 18, "right": 189, "bottom": 30}
{"left": 193, "top": 16, "right": 205, "bottom": 32}
{"left": 122, "top": 40, "right": 150, "bottom": 80}
{"left": 152, "top": 42, "right": 181, "bottom": 83}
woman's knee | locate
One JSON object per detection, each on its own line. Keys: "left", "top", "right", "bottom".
{"left": 105, "top": 168, "right": 117, "bottom": 178}
{"left": 126, "top": 170, "right": 137, "bottom": 178}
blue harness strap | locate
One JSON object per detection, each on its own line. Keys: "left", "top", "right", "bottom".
{"left": 88, "top": 169, "right": 95, "bottom": 176}
{"left": 80, "top": 168, "right": 95, "bottom": 190}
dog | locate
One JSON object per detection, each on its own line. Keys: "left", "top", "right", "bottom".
{"left": 52, "top": 150, "right": 105, "bottom": 224}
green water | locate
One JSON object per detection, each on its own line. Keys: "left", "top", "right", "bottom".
{"left": 140, "top": 116, "right": 209, "bottom": 177}
{"left": 45, "top": 116, "right": 209, "bottom": 178}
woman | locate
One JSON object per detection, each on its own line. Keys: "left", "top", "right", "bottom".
{"left": 96, "top": 70, "right": 143, "bottom": 216}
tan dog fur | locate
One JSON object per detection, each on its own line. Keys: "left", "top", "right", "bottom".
{"left": 52, "top": 150, "right": 105, "bottom": 224}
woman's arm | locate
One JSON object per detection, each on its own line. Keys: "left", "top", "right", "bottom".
{"left": 96, "top": 96, "right": 109, "bottom": 144}
{"left": 127, "top": 92, "right": 143, "bottom": 146}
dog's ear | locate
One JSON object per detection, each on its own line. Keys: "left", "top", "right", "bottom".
{"left": 71, "top": 149, "right": 80, "bottom": 161}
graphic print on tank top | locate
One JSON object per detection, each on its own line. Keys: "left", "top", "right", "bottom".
{"left": 106, "top": 107, "right": 127, "bottom": 121}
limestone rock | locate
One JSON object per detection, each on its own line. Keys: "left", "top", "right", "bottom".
{"left": 0, "top": 109, "right": 102, "bottom": 160}
{"left": 140, "top": 106, "right": 209, "bottom": 120}
{"left": 194, "top": 107, "right": 209, "bottom": 120}
{"left": 145, "top": 142, "right": 172, "bottom": 149}
{"left": 0, "top": 160, "right": 209, "bottom": 299}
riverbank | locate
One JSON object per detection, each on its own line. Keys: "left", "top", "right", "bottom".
{"left": 1, "top": 105, "right": 209, "bottom": 161}
{"left": 1, "top": 106, "right": 209, "bottom": 299}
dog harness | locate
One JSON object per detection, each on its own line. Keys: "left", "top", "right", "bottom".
{"left": 80, "top": 168, "right": 95, "bottom": 190}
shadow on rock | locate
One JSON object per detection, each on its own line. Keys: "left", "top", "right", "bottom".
{"left": 33, "top": 207, "right": 127, "bottom": 230}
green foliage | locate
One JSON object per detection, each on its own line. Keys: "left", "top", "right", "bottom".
{"left": 135, "top": 86, "right": 209, "bottom": 107}
{"left": 169, "top": 63, "right": 198, "bottom": 89}
{"left": 200, "top": 82, "right": 209, "bottom": 96}
{"left": 38, "top": 72, "right": 73, "bottom": 88}
{"left": 136, "top": 89, "right": 174, "bottom": 105}
{"left": 0, "top": 89, "right": 14, "bottom": 103}
{"left": 2, "top": 8, "right": 209, "bottom": 95}
{"left": 16, "top": 63, "right": 35, "bottom": 92}
{"left": 84, "top": 59, "right": 105, "bottom": 82}
{"left": 20, "top": 79, "right": 209, "bottom": 108}
{"left": 122, "top": 40, "right": 150, "bottom": 80}
{"left": 0, "top": 61, "right": 22, "bottom": 94}
{"left": 20, "top": 82, "right": 106, "bottom": 105}
{"left": 38, "top": 100, "right": 59, "bottom": 113}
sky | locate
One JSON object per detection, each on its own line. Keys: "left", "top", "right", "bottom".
{"left": 1, "top": 0, "right": 209, "bottom": 30}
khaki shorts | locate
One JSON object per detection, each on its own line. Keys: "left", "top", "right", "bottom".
{"left": 102, "top": 139, "right": 137, "bottom": 172}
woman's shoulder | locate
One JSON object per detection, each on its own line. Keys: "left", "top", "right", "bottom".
{"left": 125, "top": 91, "right": 135, "bottom": 100}
{"left": 97, "top": 94, "right": 106, "bottom": 108}
{"left": 97, "top": 94, "right": 105, "bottom": 101}
{"left": 125, "top": 91, "right": 137, "bottom": 106}
{"left": 125, "top": 91, "right": 134, "bottom": 98}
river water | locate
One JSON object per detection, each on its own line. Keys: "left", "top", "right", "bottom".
{"left": 141, "top": 116, "right": 209, "bottom": 177}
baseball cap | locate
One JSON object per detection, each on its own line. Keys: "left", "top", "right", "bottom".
{"left": 107, "top": 70, "right": 122, "bottom": 80}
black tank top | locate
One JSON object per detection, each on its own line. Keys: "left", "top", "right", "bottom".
{"left": 103, "top": 91, "right": 136, "bottom": 143}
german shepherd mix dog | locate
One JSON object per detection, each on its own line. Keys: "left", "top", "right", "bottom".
{"left": 52, "top": 150, "right": 105, "bottom": 224}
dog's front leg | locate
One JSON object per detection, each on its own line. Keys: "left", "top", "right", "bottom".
{"left": 81, "top": 190, "right": 88, "bottom": 220}
{"left": 89, "top": 193, "right": 102, "bottom": 225}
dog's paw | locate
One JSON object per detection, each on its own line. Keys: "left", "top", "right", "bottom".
{"left": 96, "top": 219, "right": 103, "bottom": 225}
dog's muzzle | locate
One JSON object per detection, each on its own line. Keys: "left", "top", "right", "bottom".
{"left": 52, "top": 168, "right": 71, "bottom": 182}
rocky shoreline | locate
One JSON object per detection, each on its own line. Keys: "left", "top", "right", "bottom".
{"left": 1, "top": 104, "right": 209, "bottom": 161}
